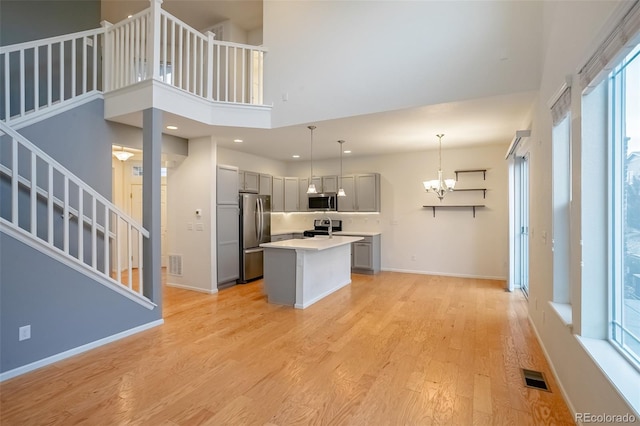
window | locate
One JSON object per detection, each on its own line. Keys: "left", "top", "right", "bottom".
{"left": 609, "top": 43, "right": 640, "bottom": 369}
{"left": 552, "top": 112, "right": 571, "bottom": 304}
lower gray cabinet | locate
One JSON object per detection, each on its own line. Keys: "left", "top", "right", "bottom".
{"left": 217, "top": 204, "right": 239, "bottom": 286}
{"left": 341, "top": 234, "right": 381, "bottom": 274}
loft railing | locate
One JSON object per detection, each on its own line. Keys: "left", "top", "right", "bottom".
{"left": 0, "top": 0, "right": 267, "bottom": 126}
{"left": 103, "top": 1, "right": 267, "bottom": 105}
{"left": 0, "top": 28, "right": 103, "bottom": 125}
{"left": 0, "top": 120, "right": 153, "bottom": 308}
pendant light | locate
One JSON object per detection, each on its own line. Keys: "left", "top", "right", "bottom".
{"left": 306, "top": 125, "right": 317, "bottom": 194}
{"left": 337, "top": 140, "right": 346, "bottom": 197}
{"left": 423, "top": 134, "right": 456, "bottom": 201}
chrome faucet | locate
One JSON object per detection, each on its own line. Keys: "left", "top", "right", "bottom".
{"left": 324, "top": 217, "right": 333, "bottom": 238}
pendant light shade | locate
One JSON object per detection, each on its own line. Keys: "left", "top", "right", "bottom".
{"left": 337, "top": 140, "right": 346, "bottom": 197}
{"left": 307, "top": 125, "right": 317, "bottom": 194}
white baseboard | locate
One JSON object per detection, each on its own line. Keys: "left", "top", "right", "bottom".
{"left": 382, "top": 267, "right": 507, "bottom": 281}
{"left": 0, "top": 319, "right": 164, "bottom": 382}
{"left": 166, "top": 282, "right": 219, "bottom": 294}
{"left": 527, "top": 315, "right": 578, "bottom": 422}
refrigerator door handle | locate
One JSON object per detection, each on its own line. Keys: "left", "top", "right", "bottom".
{"left": 258, "top": 197, "right": 264, "bottom": 241}
{"left": 255, "top": 198, "right": 260, "bottom": 241}
{"left": 257, "top": 197, "right": 262, "bottom": 241}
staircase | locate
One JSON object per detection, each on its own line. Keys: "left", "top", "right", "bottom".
{"left": 0, "top": 0, "right": 267, "bottom": 378}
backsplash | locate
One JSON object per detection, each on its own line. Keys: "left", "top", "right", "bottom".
{"left": 271, "top": 212, "right": 382, "bottom": 233}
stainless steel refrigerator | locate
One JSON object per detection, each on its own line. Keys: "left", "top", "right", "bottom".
{"left": 237, "top": 193, "right": 271, "bottom": 283}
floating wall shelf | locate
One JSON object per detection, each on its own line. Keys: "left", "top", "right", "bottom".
{"left": 423, "top": 204, "right": 485, "bottom": 218}
{"left": 454, "top": 169, "right": 487, "bottom": 180}
{"left": 454, "top": 188, "right": 487, "bottom": 199}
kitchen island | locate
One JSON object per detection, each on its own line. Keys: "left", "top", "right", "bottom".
{"left": 259, "top": 236, "right": 363, "bottom": 309}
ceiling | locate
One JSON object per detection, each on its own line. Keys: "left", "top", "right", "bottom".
{"left": 103, "top": 1, "right": 536, "bottom": 162}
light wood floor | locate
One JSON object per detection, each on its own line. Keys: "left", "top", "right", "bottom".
{"left": 0, "top": 272, "right": 575, "bottom": 425}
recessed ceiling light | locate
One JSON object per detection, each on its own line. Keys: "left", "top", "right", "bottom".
{"left": 292, "top": 155, "right": 300, "bottom": 158}
{"left": 233, "top": 139, "right": 243, "bottom": 143}
{"left": 127, "top": 14, "right": 133, "bottom": 19}
{"left": 166, "top": 125, "right": 178, "bottom": 130}
{"left": 344, "top": 150, "right": 352, "bottom": 154}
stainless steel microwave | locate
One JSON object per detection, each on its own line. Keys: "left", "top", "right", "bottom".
{"left": 308, "top": 193, "right": 338, "bottom": 211}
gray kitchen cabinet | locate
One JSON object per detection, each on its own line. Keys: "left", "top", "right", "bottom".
{"left": 217, "top": 165, "right": 239, "bottom": 205}
{"left": 259, "top": 173, "right": 272, "bottom": 196}
{"left": 216, "top": 204, "right": 240, "bottom": 285}
{"left": 272, "top": 176, "right": 284, "bottom": 212}
{"left": 338, "top": 175, "right": 356, "bottom": 211}
{"left": 311, "top": 176, "right": 323, "bottom": 193}
{"left": 322, "top": 175, "right": 338, "bottom": 193}
{"left": 239, "top": 170, "right": 259, "bottom": 193}
{"left": 337, "top": 173, "right": 380, "bottom": 212}
{"left": 298, "top": 178, "right": 309, "bottom": 211}
{"left": 345, "top": 234, "right": 381, "bottom": 274}
{"left": 308, "top": 175, "right": 337, "bottom": 193}
{"left": 284, "top": 177, "right": 299, "bottom": 212}
{"left": 355, "top": 173, "right": 380, "bottom": 212}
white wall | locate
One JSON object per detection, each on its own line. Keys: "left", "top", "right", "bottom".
{"left": 263, "top": 0, "right": 543, "bottom": 127}
{"left": 528, "top": 0, "right": 638, "bottom": 418}
{"left": 167, "top": 137, "right": 217, "bottom": 293}
{"left": 224, "top": 143, "right": 509, "bottom": 280}
{"left": 217, "top": 146, "right": 287, "bottom": 177}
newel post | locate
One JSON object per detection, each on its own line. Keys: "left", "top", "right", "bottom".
{"left": 100, "top": 20, "right": 113, "bottom": 92}
{"left": 148, "top": 0, "right": 163, "bottom": 80}
{"left": 206, "top": 31, "right": 215, "bottom": 100}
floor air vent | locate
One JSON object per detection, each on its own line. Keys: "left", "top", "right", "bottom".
{"left": 168, "top": 254, "right": 183, "bottom": 276}
{"left": 521, "top": 368, "right": 550, "bottom": 392}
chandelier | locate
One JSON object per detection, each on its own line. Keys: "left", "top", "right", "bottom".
{"left": 423, "top": 134, "right": 455, "bottom": 200}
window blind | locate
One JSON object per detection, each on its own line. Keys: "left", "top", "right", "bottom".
{"left": 578, "top": 0, "right": 640, "bottom": 92}
{"left": 550, "top": 86, "right": 571, "bottom": 127}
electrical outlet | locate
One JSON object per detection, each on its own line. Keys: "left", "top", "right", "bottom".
{"left": 19, "top": 325, "right": 31, "bottom": 341}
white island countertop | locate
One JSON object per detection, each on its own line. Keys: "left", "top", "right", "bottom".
{"left": 260, "top": 235, "right": 362, "bottom": 251}
{"left": 333, "top": 231, "right": 381, "bottom": 237}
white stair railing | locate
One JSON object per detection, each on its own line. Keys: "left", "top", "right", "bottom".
{"left": 0, "top": 28, "right": 103, "bottom": 125}
{"left": 0, "top": 120, "right": 153, "bottom": 308}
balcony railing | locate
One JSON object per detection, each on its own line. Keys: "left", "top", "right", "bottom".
{"left": 0, "top": 0, "right": 268, "bottom": 125}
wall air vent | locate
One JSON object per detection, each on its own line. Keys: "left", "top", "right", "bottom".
{"left": 521, "top": 368, "right": 550, "bottom": 392}
{"left": 168, "top": 254, "right": 183, "bottom": 276}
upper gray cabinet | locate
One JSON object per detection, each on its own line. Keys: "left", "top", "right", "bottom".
{"left": 272, "top": 176, "right": 284, "bottom": 212}
{"left": 239, "top": 170, "right": 259, "bottom": 193}
{"left": 355, "top": 173, "right": 380, "bottom": 212}
{"left": 284, "top": 177, "right": 299, "bottom": 212}
{"left": 259, "top": 173, "right": 272, "bottom": 196}
{"left": 322, "top": 175, "right": 338, "bottom": 193}
{"left": 298, "top": 178, "right": 309, "bottom": 211}
{"left": 217, "top": 165, "right": 239, "bottom": 205}
{"left": 338, "top": 173, "right": 380, "bottom": 212}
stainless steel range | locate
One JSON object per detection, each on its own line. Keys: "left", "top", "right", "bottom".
{"left": 303, "top": 219, "right": 342, "bottom": 237}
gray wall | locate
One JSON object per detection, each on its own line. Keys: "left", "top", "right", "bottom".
{"left": 0, "top": 0, "right": 101, "bottom": 46}
{"left": 0, "top": 233, "right": 160, "bottom": 372}
{"left": 16, "top": 98, "right": 112, "bottom": 196}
